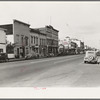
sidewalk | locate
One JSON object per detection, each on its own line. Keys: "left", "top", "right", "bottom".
{"left": 7, "top": 54, "right": 84, "bottom": 62}
{"left": 8, "top": 58, "right": 25, "bottom": 62}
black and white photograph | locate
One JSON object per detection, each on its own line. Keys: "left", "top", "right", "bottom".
{"left": 0, "top": 1, "right": 100, "bottom": 91}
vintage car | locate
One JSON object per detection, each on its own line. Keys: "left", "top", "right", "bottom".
{"left": 0, "top": 53, "right": 9, "bottom": 62}
{"left": 84, "top": 51, "right": 98, "bottom": 64}
{"left": 25, "top": 53, "right": 39, "bottom": 60}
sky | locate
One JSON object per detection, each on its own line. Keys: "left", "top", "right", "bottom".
{"left": 0, "top": 1, "right": 100, "bottom": 49}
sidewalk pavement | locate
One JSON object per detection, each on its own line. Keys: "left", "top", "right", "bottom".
{"left": 8, "top": 58, "right": 25, "bottom": 62}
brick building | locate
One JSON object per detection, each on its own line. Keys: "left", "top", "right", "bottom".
{"left": 30, "top": 28, "right": 47, "bottom": 57}
{"left": 37, "top": 25, "right": 59, "bottom": 56}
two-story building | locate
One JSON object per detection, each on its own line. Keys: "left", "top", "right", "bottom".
{"left": 0, "top": 19, "right": 59, "bottom": 58}
{"left": 37, "top": 25, "right": 59, "bottom": 56}
{"left": 0, "top": 19, "right": 30, "bottom": 58}
{"left": 0, "top": 28, "right": 6, "bottom": 53}
{"left": 30, "top": 28, "right": 47, "bottom": 57}
{"left": 30, "top": 28, "right": 39, "bottom": 54}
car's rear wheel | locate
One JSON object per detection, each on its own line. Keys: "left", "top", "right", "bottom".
{"left": 84, "top": 61, "right": 87, "bottom": 63}
{"left": 95, "top": 61, "right": 98, "bottom": 64}
{"left": 6, "top": 58, "right": 9, "bottom": 62}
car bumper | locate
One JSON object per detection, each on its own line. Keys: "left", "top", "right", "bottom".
{"left": 84, "top": 59, "right": 97, "bottom": 63}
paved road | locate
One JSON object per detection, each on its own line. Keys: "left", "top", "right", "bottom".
{"left": 0, "top": 54, "right": 100, "bottom": 87}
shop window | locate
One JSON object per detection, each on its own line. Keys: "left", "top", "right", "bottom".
{"left": 0, "top": 49, "right": 3, "bottom": 53}
{"left": 16, "top": 34, "right": 19, "bottom": 43}
{"left": 26, "top": 48, "right": 28, "bottom": 54}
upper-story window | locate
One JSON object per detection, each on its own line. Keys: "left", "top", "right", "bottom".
{"left": 40, "top": 39, "right": 41, "bottom": 45}
{"left": 0, "top": 49, "right": 3, "bottom": 53}
{"left": 31, "top": 36, "right": 33, "bottom": 44}
{"left": 25, "top": 36, "right": 28, "bottom": 46}
{"left": 34, "top": 36, "right": 35, "bottom": 44}
{"left": 43, "top": 39, "right": 44, "bottom": 45}
{"left": 16, "top": 34, "right": 19, "bottom": 43}
{"left": 44, "top": 39, "right": 46, "bottom": 45}
{"left": 34, "top": 37, "right": 38, "bottom": 45}
{"left": 37, "top": 37, "right": 38, "bottom": 45}
{"left": 42, "top": 39, "right": 43, "bottom": 45}
{"left": 21, "top": 36, "right": 24, "bottom": 45}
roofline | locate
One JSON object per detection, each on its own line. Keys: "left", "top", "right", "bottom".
{"left": 13, "top": 19, "right": 30, "bottom": 26}
{"left": 35, "top": 26, "right": 59, "bottom": 32}
{"left": 0, "top": 24, "right": 13, "bottom": 26}
{"left": 30, "top": 28, "right": 46, "bottom": 35}
{"left": 46, "top": 25, "right": 59, "bottom": 32}
{"left": 30, "top": 28, "right": 39, "bottom": 33}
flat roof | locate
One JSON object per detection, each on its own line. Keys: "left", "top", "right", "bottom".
{"left": 0, "top": 27, "right": 7, "bottom": 31}
{"left": 0, "top": 24, "right": 13, "bottom": 35}
{"left": 46, "top": 25, "right": 59, "bottom": 32}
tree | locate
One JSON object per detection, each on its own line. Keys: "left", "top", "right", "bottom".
{"left": 6, "top": 43, "right": 14, "bottom": 53}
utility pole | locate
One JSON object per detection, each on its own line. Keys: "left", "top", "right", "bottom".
{"left": 50, "top": 16, "right": 51, "bottom": 25}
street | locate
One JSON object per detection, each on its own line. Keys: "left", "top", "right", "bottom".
{"left": 0, "top": 54, "right": 100, "bottom": 87}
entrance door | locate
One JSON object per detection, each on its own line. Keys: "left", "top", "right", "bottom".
{"left": 17, "top": 48, "right": 19, "bottom": 58}
{"left": 22, "top": 47, "right": 25, "bottom": 57}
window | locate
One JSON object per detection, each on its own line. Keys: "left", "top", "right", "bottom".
{"left": 25, "top": 36, "right": 28, "bottom": 46}
{"left": 35, "top": 37, "right": 38, "bottom": 45}
{"left": 36, "top": 37, "right": 37, "bottom": 45}
{"left": 34, "top": 36, "right": 35, "bottom": 44}
{"left": 35, "top": 37, "right": 37, "bottom": 44}
{"left": 42, "top": 39, "right": 44, "bottom": 45}
{"left": 0, "top": 49, "right": 3, "bottom": 53}
{"left": 31, "top": 36, "right": 33, "bottom": 44}
{"left": 26, "top": 48, "right": 28, "bottom": 54}
{"left": 16, "top": 34, "right": 19, "bottom": 43}
{"left": 44, "top": 39, "right": 46, "bottom": 45}
{"left": 41, "top": 39, "right": 42, "bottom": 45}
{"left": 6, "top": 44, "right": 14, "bottom": 53}
{"left": 21, "top": 36, "right": 24, "bottom": 44}
{"left": 37, "top": 37, "right": 38, "bottom": 45}
{"left": 40, "top": 39, "right": 41, "bottom": 45}
{"left": 42, "top": 39, "right": 43, "bottom": 45}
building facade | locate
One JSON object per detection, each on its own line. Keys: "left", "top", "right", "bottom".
{"left": 0, "top": 28, "right": 6, "bottom": 53}
{"left": 0, "top": 19, "right": 30, "bottom": 58}
{"left": 37, "top": 25, "right": 59, "bottom": 56}
{"left": 0, "top": 20, "right": 59, "bottom": 58}
{"left": 30, "top": 28, "right": 39, "bottom": 54}
{"left": 58, "top": 38, "right": 77, "bottom": 55}
{"left": 13, "top": 20, "right": 30, "bottom": 58}
{"left": 71, "top": 38, "right": 84, "bottom": 54}
{"left": 30, "top": 28, "right": 47, "bottom": 57}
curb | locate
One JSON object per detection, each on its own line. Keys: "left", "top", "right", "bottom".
{"left": 8, "top": 58, "right": 25, "bottom": 62}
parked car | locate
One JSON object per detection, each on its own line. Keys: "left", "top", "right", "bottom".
{"left": 25, "top": 53, "right": 39, "bottom": 60}
{"left": 84, "top": 50, "right": 98, "bottom": 64}
{"left": 0, "top": 53, "right": 9, "bottom": 62}
{"left": 47, "top": 53, "right": 54, "bottom": 57}
{"left": 96, "top": 51, "right": 100, "bottom": 56}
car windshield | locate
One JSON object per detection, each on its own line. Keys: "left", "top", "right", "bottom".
{"left": 86, "top": 51, "right": 96, "bottom": 57}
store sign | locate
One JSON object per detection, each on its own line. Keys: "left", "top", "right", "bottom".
{"left": 63, "top": 42, "right": 68, "bottom": 45}
{"left": 59, "top": 45, "right": 63, "bottom": 48}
